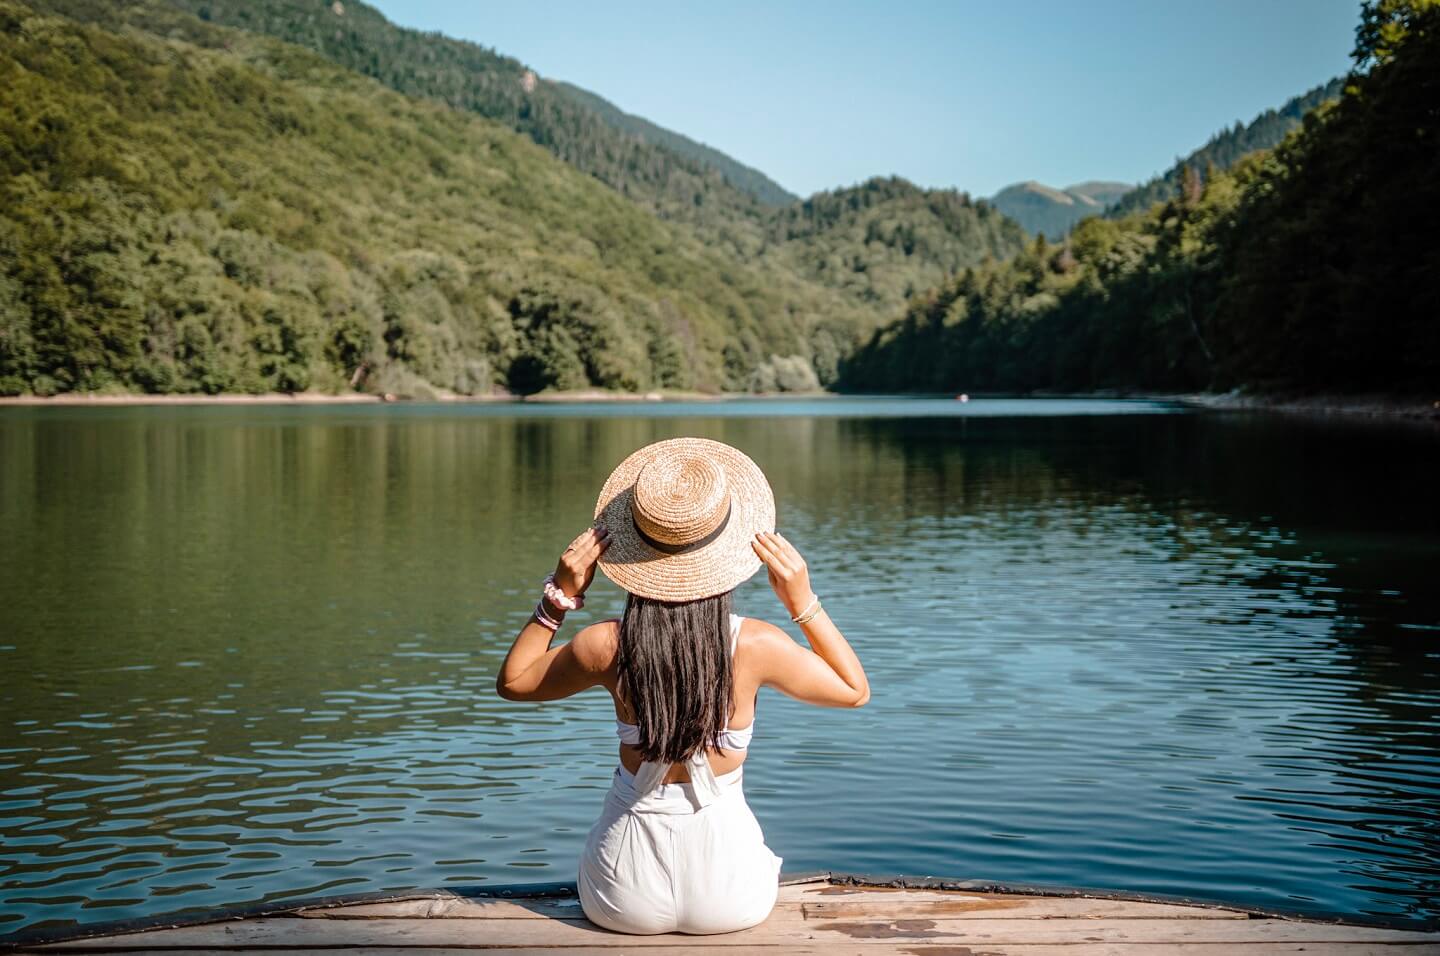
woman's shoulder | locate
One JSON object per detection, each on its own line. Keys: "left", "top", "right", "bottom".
{"left": 569, "top": 618, "right": 621, "bottom": 672}
{"left": 733, "top": 615, "right": 792, "bottom": 653}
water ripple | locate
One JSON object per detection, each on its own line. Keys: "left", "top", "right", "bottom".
{"left": 0, "top": 401, "right": 1437, "bottom": 936}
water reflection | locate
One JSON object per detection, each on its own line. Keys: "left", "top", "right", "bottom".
{"left": 0, "top": 401, "right": 1436, "bottom": 935}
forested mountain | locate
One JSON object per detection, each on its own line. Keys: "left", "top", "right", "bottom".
{"left": 840, "top": 1, "right": 1438, "bottom": 397}
{"left": 768, "top": 177, "right": 1027, "bottom": 313}
{"left": 551, "top": 81, "right": 796, "bottom": 207}
{"left": 149, "top": 0, "right": 1017, "bottom": 292}
{"left": 0, "top": 0, "right": 871, "bottom": 397}
{"left": 135, "top": 0, "right": 779, "bottom": 230}
{"left": 4, "top": 0, "right": 1414, "bottom": 402}
{"left": 0, "top": 0, "right": 1031, "bottom": 398}
{"left": 1106, "top": 78, "right": 1344, "bottom": 218}
{"left": 990, "top": 180, "right": 1132, "bottom": 240}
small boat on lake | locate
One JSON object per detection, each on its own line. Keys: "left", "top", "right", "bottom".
{"left": 5, "top": 873, "right": 1436, "bottom": 954}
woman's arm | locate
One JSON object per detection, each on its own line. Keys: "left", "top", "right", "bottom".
{"left": 751, "top": 531, "right": 870, "bottom": 707}
{"left": 495, "top": 526, "right": 612, "bottom": 702}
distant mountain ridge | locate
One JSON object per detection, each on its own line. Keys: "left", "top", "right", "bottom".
{"left": 1106, "top": 78, "right": 1344, "bottom": 218}
{"left": 989, "top": 180, "right": 1133, "bottom": 239}
{"left": 991, "top": 81, "right": 1344, "bottom": 238}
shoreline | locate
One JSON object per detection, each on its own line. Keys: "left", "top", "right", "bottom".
{"left": 1, "top": 389, "right": 1436, "bottom": 421}
{"left": 1176, "top": 391, "right": 1440, "bottom": 422}
{"left": 0, "top": 388, "right": 723, "bottom": 407}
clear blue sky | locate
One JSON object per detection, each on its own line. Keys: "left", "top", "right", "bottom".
{"left": 370, "top": 0, "right": 1359, "bottom": 199}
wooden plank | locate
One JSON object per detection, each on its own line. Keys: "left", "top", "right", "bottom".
{"left": 781, "top": 885, "right": 990, "bottom": 903}
{"left": 290, "top": 895, "right": 1243, "bottom": 921}
{"left": 801, "top": 898, "right": 1246, "bottom": 920}
{"left": 15, "top": 943, "right": 1438, "bottom": 955}
{"left": 32, "top": 915, "right": 1440, "bottom": 948}
{"left": 292, "top": 896, "right": 588, "bottom": 919}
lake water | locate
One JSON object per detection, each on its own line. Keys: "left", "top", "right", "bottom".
{"left": 1, "top": 398, "right": 1437, "bottom": 937}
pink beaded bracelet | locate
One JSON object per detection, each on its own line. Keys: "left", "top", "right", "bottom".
{"left": 533, "top": 600, "right": 562, "bottom": 632}
{"left": 543, "top": 573, "right": 584, "bottom": 611}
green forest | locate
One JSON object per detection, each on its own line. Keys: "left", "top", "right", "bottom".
{"left": 0, "top": 0, "right": 1023, "bottom": 396}
{"left": 841, "top": 0, "right": 1438, "bottom": 396}
{"left": 0, "top": 0, "right": 1434, "bottom": 398}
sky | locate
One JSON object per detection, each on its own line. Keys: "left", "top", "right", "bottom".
{"left": 369, "top": 0, "right": 1360, "bottom": 199}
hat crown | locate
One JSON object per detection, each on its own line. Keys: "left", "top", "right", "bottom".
{"left": 631, "top": 451, "right": 729, "bottom": 547}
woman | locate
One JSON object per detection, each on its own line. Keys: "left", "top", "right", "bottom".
{"left": 496, "top": 437, "right": 869, "bottom": 935}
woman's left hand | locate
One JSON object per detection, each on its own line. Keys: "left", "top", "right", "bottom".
{"left": 552, "top": 525, "right": 611, "bottom": 598}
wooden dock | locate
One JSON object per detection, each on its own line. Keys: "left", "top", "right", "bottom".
{"left": 6, "top": 875, "right": 1437, "bottom": 954}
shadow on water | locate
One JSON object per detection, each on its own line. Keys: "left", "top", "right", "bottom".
{"left": 0, "top": 401, "right": 1436, "bottom": 934}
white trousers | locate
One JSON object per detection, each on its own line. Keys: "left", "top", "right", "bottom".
{"left": 578, "top": 764, "right": 783, "bottom": 934}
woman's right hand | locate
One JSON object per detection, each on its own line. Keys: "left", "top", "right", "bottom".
{"left": 552, "top": 525, "right": 610, "bottom": 599}
{"left": 752, "top": 531, "right": 816, "bottom": 618}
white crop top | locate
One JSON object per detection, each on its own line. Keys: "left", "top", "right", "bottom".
{"left": 614, "top": 613, "right": 754, "bottom": 752}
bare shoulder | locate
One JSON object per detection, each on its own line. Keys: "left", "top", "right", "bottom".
{"left": 736, "top": 616, "right": 796, "bottom": 656}
{"left": 569, "top": 618, "right": 620, "bottom": 673}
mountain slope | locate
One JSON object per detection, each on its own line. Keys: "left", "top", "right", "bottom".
{"left": 0, "top": 0, "right": 869, "bottom": 397}
{"left": 1106, "top": 78, "right": 1344, "bottom": 218}
{"left": 770, "top": 177, "right": 1027, "bottom": 313}
{"left": 990, "top": 180, "right": 1132, "bottom": 240}
{"left": 138, "top": 0, "right": 778, "bottom": 229}
{"left": 551, "top": 81, "right": 796, "bottom": 206}
{"left": 137, "top": 0, "right": 1025, "bottom": 303}
{"left": 1066, "top": 181, "right": 1133, "bottom": 207}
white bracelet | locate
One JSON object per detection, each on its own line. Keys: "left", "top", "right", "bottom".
{"left": 791, "top": 595, "right": 821, "bottom": 624}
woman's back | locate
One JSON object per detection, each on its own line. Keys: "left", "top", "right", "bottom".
{"left": 611, "top": 612, "right": 754, "bottom": 784}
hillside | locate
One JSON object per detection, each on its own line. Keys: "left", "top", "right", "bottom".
{"left": 990, "top": 180, "right": 1132, "bottom": 239}
{"left": 551, "top": 81, "right": 795, "bottom": 207}
{"left": 839, "top": 3, "right": 1437, "bottom": 397}
{"left": 0, "top": 0, "right": 871, "bottom": 397}
{"left": 138, "top": 0, "right": 1018, "bottom": 302}
{"left": 2, "top": 0, "right": 1036, "bottom": 399}
{"left": 134, "top": 0, "right": 779, "bottom": 232}
{"left": 1106, "top": 78, "right": 1344, "bottom": 218}
{"left": 769, "top": 177, "right": 1027, "bottom": 313}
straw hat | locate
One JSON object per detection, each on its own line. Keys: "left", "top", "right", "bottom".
{"left": 594, "top": 438, "right": 776, "bottom": 602}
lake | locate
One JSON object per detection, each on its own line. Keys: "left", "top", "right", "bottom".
{"left": 1, "top": 398, "right": 1437, "bottom": 937}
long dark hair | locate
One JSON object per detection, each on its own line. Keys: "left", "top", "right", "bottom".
{"left": 616, "top": 589, "right": 734, "bottom": 764}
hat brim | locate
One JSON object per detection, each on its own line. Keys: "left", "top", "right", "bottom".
{"left": 594, "top": 438, "right": 776, "bottom": 602}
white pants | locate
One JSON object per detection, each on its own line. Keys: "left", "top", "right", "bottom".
{"left": 578, "top": 764, "right": 783, "bottom": 934}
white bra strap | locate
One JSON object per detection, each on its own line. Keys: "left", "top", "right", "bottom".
{"left": 632, "top": 759, "right": 669, "bottom": 797}
{"left": 632, "top": 751, "right": 724, "bottom": 808}
{"left": 729, "top": 613, "right": 742, "bottom": 656}
{"left": 684, "top": 750, "right": 723, "bottom": 807}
